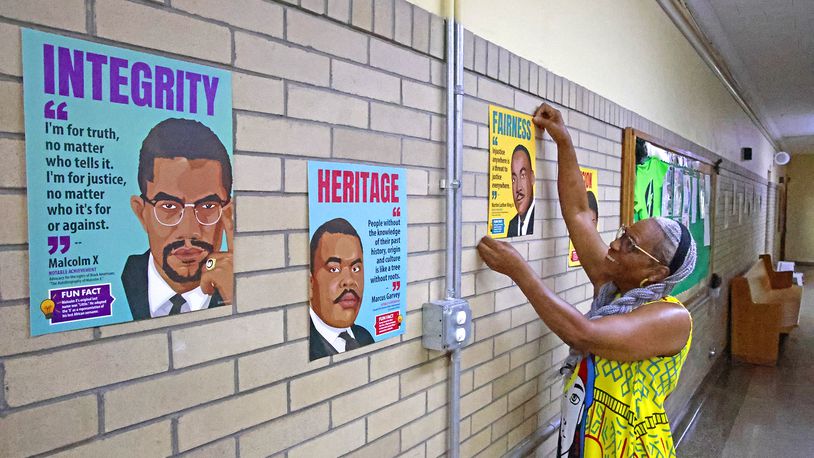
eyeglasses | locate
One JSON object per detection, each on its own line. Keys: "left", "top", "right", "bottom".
{"left": 614, "top": 225, "right": 664, "bottom": 266}
{"left": 141, "top": 193, "right": 229, "bottom": 227}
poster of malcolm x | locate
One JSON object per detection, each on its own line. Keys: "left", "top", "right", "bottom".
{"left": 24, "top": 29, "right": 233, "bottom": 335}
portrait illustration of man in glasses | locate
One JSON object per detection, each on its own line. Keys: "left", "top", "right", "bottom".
{"left": 122, "top": 118, "right": 233, "bottom": 320}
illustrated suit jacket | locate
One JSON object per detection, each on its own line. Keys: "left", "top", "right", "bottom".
{"left": 121, "top": 251, "right": 225, "bottom": 321}
{"left": 506, "top": 206, "right": 535, "bottom": 237}
{"left": 309, "top": 316, "right": 374, "bottom": 361}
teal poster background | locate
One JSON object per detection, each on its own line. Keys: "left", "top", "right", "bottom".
{"left": 307, "top": 161, "right": 408, "bottom": 360}
{"left": 22, "top": 29, "right": 232, "bottom": 335}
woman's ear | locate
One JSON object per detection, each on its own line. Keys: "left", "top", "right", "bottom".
{"left": 651, "top": 264, "right": 671, "bottom": 283}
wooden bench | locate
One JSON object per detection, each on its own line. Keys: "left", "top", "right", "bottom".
{"left": 730, "top": 255, "right": 803, "bottom": 365}
{"left": 756, "top": 254, "right": 802, "bottom": 333}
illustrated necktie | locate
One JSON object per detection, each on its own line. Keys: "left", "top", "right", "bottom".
{"left": 169, "top": 294, "right": 186, "bottom": 315}
{"left": 338, "top": 331, "right": 360, "bottom": 350}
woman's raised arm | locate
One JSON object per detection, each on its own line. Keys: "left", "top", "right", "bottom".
{"left": 533, "top": 104, "right": 610, "bottom": 287}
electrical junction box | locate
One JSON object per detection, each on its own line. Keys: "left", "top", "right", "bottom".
{"left": 422, "top": 299, "right": 472, "bottom": 351}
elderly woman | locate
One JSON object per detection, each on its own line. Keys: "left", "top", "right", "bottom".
{"left": 477, "top": 104, "right": 696, "bottom": 457}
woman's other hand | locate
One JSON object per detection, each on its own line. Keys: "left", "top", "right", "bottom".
{"left": 477, "top": 236, "right": 527, "bottom": 278}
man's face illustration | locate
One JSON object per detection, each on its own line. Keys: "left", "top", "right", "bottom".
{"left": 310, "top": 232, "right": 365, "bottom": 328}
{"left": 560, "top": 376, "right": 586, "bottom": 456}
{"left": 511, "top": 149, "right": 534, "bottom": 217}
{"left": 132, "top": 157, "right": 229, "bottom": 286}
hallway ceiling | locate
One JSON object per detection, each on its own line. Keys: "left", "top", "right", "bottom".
{"left": 684, "top": 0, "right": 814, "bottom": 155}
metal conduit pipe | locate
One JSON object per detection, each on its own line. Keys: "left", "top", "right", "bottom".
{"left": 449, "top": 19, "right": 467, "bottom": 457}
{"left": 448, "top": 348, "right": 461, "bottom": 458}
{"left": 444, "top": 1, "right": 464, "bottom": 456}
{"left": 453, "top": 22, "right": 464, "bottom": 300}
{"left": 444, "top": 0, "right": 456, "bottom": 302}
{"left": 656, "top": 0, "right": 780, "bottom": 152}
{"left": 505, "top": 420, "right": 561, "bottom": 458}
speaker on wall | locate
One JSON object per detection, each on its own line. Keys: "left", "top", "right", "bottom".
{"left": 774, "top": 151, "right": 790, "bottom": 165}
{"left": 741, "top": 147, "right": 753, "bottom": 161}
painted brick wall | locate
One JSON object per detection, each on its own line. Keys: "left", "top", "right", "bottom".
{"left": 0, "top": 1, "right": 779, "bottom": 457}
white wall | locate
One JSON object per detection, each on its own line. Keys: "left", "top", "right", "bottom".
{"left": 409, "top": 0, "right": 776, "bottom": 173}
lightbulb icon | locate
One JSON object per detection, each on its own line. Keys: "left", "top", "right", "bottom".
{"left": 40, "top": 299, "right": 55, "bottom": 320}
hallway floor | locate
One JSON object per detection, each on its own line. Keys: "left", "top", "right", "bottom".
{"left": 678, "top": 268, "right": 814, "bottom": 457}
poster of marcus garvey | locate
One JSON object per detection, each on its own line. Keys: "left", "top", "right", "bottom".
{"left": 22, "top": 29, "right": 233, "bottom": 335}
{"left": 307, "top": 161, "right": 408, "bottom": 361}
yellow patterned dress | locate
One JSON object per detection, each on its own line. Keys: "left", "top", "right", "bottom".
{"left": 558, "top": 296, "right": 691, "bottom": 458}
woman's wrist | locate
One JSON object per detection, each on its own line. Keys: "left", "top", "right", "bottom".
{"left": 513, "top": 261, "right": 540, "bottom": 293}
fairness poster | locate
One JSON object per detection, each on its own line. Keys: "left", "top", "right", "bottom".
{"left": 307, "top": 161, "right": 407, "bottom": 361}
{"left": 22, "top": 29, "right": 233, "bottom": 335}
{"left": 567, "top": 167, "right": 599, "bottom": 267}
{"left": 487, "top": 105, "right": 537, "bottom": 238}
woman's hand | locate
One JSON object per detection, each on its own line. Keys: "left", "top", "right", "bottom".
{"left": 533, "top": 103, "right": 572, "bottom": 147}
{"left": 477, "top": 236, "right": 528, "bottom": 278}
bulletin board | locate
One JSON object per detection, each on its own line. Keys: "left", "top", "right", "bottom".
{"left": 621, "top": 129, "right": 716, "bottom": 298}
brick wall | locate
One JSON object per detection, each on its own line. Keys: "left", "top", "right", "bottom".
{"left": 0, "top": 1, "right": 779, "bottom": 457}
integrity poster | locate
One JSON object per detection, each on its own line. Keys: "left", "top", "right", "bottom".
{"left": 568, "top": 167, "right": 599, "bottom": 267}
{"left": 487, "top": 105, "right": 537, "bottom": 238}
{"left": 307, "top": 161, "right": 408, "bottom": 361}
{"left": 23, "top": 29, "right": 233, "bottom": 335}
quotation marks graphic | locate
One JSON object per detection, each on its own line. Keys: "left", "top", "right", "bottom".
{"left": 47, "top": 235, "right": 71, "bottom": 254}
{"left": 392, "top": 281, "right": 401, "bottom": 291}
{"left": 44, "top": 101, "right": 68, "bottom": 120}
{"left": 491, "top": 191, "right": 498, "bottom": 199}
{"left": 392, "top": 207, "right": 401, "bottom": 217}
{"left": 492, "top": 136, "right": 498, "bottom": 146}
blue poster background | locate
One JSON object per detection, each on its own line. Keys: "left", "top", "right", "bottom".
{"left": 22, "top": 29, "right": 232, "bottom": 335}
{"left": 307, "top": 161, "right": 408, "bottom": 346}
